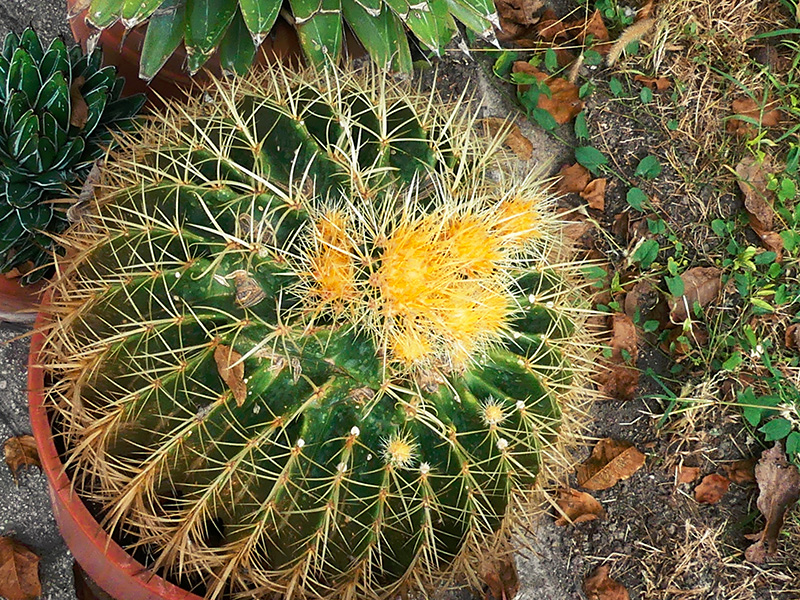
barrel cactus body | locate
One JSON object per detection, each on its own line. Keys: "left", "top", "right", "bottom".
{"left": 43, "top": 67, "right": 589, "bottom": 599}
{"left": 0, "top": 29, "right": 144, "bottom": 282}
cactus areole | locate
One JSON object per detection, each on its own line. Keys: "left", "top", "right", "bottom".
{"left": 40, "top": 67, "right": 589, "bottom": 600}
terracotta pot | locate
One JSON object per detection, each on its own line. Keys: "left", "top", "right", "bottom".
{"left": 66, "top": 0, "right": 301, "bottom": 101}
{"left": 28, "top": 313, "right": 205, "bottom": 600}
{"left": 0, "top": 275, "right": 45, "bottom": 323}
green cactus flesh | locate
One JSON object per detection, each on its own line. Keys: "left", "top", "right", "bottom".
{"left": 0, "top": 29, "right": 144, "bottom": 282}
{"left": 44, "top": 68, "right": 588, "bottom": 599}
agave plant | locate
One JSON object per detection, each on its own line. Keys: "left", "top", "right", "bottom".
{"left": 41, "top": 65, "right": 591, "bottom": 599}
{"left": 0, "top": 29, "right": 144, "bottom": 283}
{"left": 71, "top": 0, "right": 498, "bottom": 78}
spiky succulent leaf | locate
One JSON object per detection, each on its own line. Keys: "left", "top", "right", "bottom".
{"left": 75, "top": 0, "right": 499, "bottom": 76}
{"left": 0, "top": 29, "right": 144, "bottom": 282}
{"left": 42, "top": 67, "right": 590, "bottom": 600}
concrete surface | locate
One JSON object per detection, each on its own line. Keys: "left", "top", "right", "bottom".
{"left": 0, "top": 324, "right": 76, "bottom": 600}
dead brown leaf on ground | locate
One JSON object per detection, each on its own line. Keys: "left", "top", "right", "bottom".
{"left": 214, "top": 345, "right": 247, "bottom": 407}
{"left": 736, "top": 155, "right": 776, "bottom": 232}
{"left": 496, "top": 0, "right": 543, "bottom": 26}
{"left": 555, "top": 488, "right": 605, "bottom": 525}
{"left": 598, "top": 313, "right": 640, "bottom": 401}
{"left": 556, "top": 163, "right": 592, "bottom": 194}
{"left": 577, "top": 438, "right": 646, "bottom": 491}
{"left": 669, "top": 266, "right": 722, "bottom": 324}
{"left": 483, "top": 118, "right": 533, "bottom": 161}
{"left": 610, "top": 313, "right": 638, "bottom": 362}
{"left": 636, "top": 0, "right": 654, "bottom": 20}
{"left": 785, "top": 323, "right": 800, "bottom": 352}
{"left": 695, "top": 473, "right": 731, "bottom": 504}
{"left": 581, "top": 178, "right": 607, "bottom": 211}
{"left": 745, "top": 443, "right": 800, "bottom": 563}
{"left": 496, "top": 0, "right": 543, "bottom": 41}
{"left": 536, "top": 8, "right": 568, "bottom": 41}
{"left": 728, "top": 97, "right": 782, "bottom": 136}
{"left": 0, "top": 537, "right": 41, "bottom": 600}
{"left": 583, "top": 565, "right": 630, "bottom": 600}
{"left": 480, "top": 555, "right": 519, "bottom": 600}
{"left": 599, "top": 365, "right": 639, "bottom": 402}
{"left": 513, "top": 62, "right": 584, "bottom": 124}
{"left": 724, "top": 458, "right": 756, "bottom": 484}
{"left": 675, "top": 465, "right": 700, "bottom": 484}
{"left": 3, "top": 436, "right": 40, "bottom": 485}
{"left": 634, "top": 75, "right": 671, "bottom": 91}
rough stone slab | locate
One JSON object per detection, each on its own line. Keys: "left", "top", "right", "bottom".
{"left": 0, "top": 323, "right": 76, "bottom": 600}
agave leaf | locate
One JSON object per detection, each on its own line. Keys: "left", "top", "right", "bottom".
{"left": 36, "top": 72, "right": 71, "bottom": 130}
{"left": 87, "top": 0, "right": 125, "bottom": 29}
{"left": 51, "top": 137, "right": 85, "bottom": 171}
{"left": 0, "top": 204, "right": 12, "bottom": 221}
{"left": 290, "top": 0, "right": 343, "bottom": 65}
{"left": 81, "top": 66, "right": 117, "bottom": 95}
{"left": 8, "top": 110, "right": 39, "bottom": 159}
{"left": 239, "top": 0, "right": 282, "bottom": 43}
{"left": 384, "top": 0, "right": 454, "bottom": 53}
{"left": 18, "top": 203, "right": 53, "bottom": 232}
{"left": 140, "top": 0, "right": 187, "bottom": 81}
{"left": 444, "top": 0, "right": 492, "bottom": 38}
{"left": 18, "top": 134, "right": 41, "bottom": 171}
{"left": 4, "top": 91, "right": 29, "bottom": 133}
{"left": 3, "top": 181, "right": 41, "bottom": 209}
{"left": 18, "top": 30, "right": 44, "bottom": 64}
{"left": 102, "top": 94, "right": 146, "bottom": 123}
{"left": 37, "top": 136, "right": 58, "bottom": 171}
{"left": 8, "top": 48, "right": 41, "bottom": 106}
{"left": 219, "top": 11, "right": 258, "bottom": 76}
{"left": 342, "top": 1, "right": 411, "bottom": 71}
{"left": 185, "top": 0, "right": 238, "bottom": 74}
{"left": 83, "top": 89, "right": 109, "bottom": 137}
{"left": 0, "top": 211, "right": 24, "bottom": 251}
{"left": 122, "top": 0, "right": 164, "bottom": 26}
{"left": 40, "top": 38, "right": 70, "bottom": 81}
{"left": 2, "top": 32, "right": 19, "bottom": 62}
{"left": 40, "top": 112, "right": 67, "bottom": 150}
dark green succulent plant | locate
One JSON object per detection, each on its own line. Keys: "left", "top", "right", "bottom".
{"left": 0, "top": 29, "right": 144, "bottom": 283}
{"left": 72, "top": 0, "right": 499, "bottom": 78}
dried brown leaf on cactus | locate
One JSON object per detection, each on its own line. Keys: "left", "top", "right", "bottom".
{"left": 556, "top": 163, "right": 592, "bottom": 194}
{"left": 483, "top": 119, "right": 533, "bottom": 161}
{"left": 555, "top": 488, "right": 605, "bottom": 525}
{"left": 694, "top": 473, "right": 731, "bottom": 504}
{"left": 214, "top": 345, "right": 247, "bottom": 407}
{"left": 0, "top": 537, "right": 41, "bottom": 600}
{"left": 583, "top": 564, "right": 629, "bottom": 600}
{"left": 3, "top": 436, "right": 40, "bottom": 484}
{"left": 668, "top": 267, "right": 722, "bottom": 324}
{"left": 513, "top": 62, "right": 584, "bottom": 124}
{"left": 745, "top": 443, "right": 800, "bottom": 563}
{"left": 576, "top": 438, "right": 646, "bottom": 491}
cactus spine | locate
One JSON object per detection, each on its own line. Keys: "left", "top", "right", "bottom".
{"left": 42, "top": 66, "right": 592, "bottom": 600}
